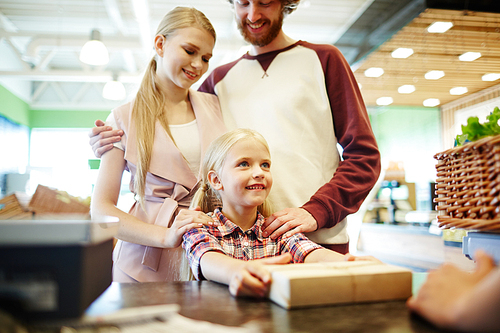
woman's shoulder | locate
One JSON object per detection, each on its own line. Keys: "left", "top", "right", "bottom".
{"left": 112, "top": 100, "right": 134, "bottom": 117}
{"left": 189, "top": 89, "right": 219, "bottom": 111}
{"left": 110, "top": 100, "right": 135, "bottom": 130}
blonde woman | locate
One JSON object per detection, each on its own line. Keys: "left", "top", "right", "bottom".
{"left": 91, "top": 7, "right": 226, "bottom": 282}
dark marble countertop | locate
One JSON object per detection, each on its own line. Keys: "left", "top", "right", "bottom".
{"left": 81, "top": 280, "right": 443, "bottom": 333}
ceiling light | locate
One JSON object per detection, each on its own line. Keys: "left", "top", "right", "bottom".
{"left": 391, "top": 48, "right": 414, "bottom": 59}
{"left": 459, "top": 52, "right": 481, "bottom": 62}
{"left": 425, "top": 70, "right": 445, "bottom": 80}
{"left": 376, "top": 97, "right": 393, "bottom": 106}
{"left": 450, "top": 87, "right": 468, "bottom": 95}
{"left": 364, "top": 67, "right": 384, "bottom": 78}
{"left": 423, "top": 98, "right": 440, "bottom": 107}
{"left": 103, "top": 74, "right": 126, "bottom": 100}
{"left": 80, "top": 29, "right": 109, "bottom": 66}
{"left": 427, "top": 22, "right": 453, "bottom": 33}
{"left": 482, "top": 73, "right": 500, "bottom": 81}
{"left": 398, "top": 85, "right": 416, "bottom": 94}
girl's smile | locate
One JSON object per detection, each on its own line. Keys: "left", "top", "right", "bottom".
{"left": 210, "top": 137, "right": 272, "bottom": 219}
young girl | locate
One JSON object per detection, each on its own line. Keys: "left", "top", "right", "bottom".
{"left": 182, "top": 128, "right": 378, "bottom": 297}
{"left": 91, "top": 7, "right": 226, "bottom": 282}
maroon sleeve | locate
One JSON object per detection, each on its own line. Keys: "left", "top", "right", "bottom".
{"left": 300, "top": 42, "right": 381, "bottom": 229}
{"left": 198, "top": 59, "right": 241, "bottom": 95}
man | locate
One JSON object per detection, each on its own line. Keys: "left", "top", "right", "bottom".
{"left": 90, "top": 0, "right": 380, "bottom": 254}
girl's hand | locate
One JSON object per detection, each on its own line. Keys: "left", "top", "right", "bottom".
{"left": 228, "top": 254, "right": 292, "bottom": 298}
{"left": 165, "top": 207, "right": 215, "bottom": 248}
{"left": 344, "top": 253, "right": 382, "bottom": 263}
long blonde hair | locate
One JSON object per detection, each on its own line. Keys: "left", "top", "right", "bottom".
{"left": 133, "top": 7, "right": 216, "bottom": 208}
{"left": 190, "top": 128, "right": 274, "bottom": 217}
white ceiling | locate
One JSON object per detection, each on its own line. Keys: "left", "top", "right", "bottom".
{"left": 0, "top": 0, "right": 375, "bottom": 110}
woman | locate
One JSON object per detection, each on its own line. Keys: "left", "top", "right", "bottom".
{"left": 91, "top": 7, "right": 226, "bottom": 282}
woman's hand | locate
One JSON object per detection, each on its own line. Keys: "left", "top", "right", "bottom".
{"left": 165, "top": 207, "right": 215, "bottom": 248}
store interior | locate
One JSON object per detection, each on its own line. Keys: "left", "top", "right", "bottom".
{"left": 1, "top": 0, "right": 500, "bottom": 272}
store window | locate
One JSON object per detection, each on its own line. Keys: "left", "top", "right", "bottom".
{"left": 0, "top": 115, "right": 29, "bottom": 174}
{"left": 29, "top": 128, "right": 96, "bottom": 198}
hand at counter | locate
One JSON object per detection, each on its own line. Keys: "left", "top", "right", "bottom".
{"left": 262, "top": 208, "right": 318, "bottom": 239}
{"left": 407, "top": 250, "right": 500, "bottom": 332}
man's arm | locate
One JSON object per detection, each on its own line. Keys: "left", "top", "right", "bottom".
{"left": 88, "top": 119, "right": 123, "bottom": 158}
{"left": 303, "top": 43, "right": 381, "bottom": 229}
{"left": 262, "top": 44, "right": 381, "bottom": 239}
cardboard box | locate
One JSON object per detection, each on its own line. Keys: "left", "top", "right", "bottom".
{"left": 265, "top": 261, "right": 412, "bottom": 309}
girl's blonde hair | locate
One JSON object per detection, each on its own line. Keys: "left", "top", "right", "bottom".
{"left": 190, "top": 128, "right": 274, "bottom": 217}
{"left": 133, "top": 7, "right": 216, "bottom": 208}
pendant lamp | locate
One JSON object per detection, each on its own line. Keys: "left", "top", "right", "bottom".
{"left": 103, "top": 74, "right": 126, "bottom": 100}
{"left": 80, "top": 29, "right": 109, "bottom": 66}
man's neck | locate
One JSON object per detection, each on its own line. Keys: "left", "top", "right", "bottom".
{"left": 249, "top": 31, "right": 297, "bottom": 56}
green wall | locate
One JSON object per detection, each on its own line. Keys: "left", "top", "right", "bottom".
{"left": 368, "top": 105, "right": 442, "bottom": 182}
{"left": 29, "top": 109, "right": 111, "bottom": 128}
{"left": 0, "top": 84, "right": 111, "bottom": 128}
{"left": 0, "top": 85, "right": 30, "bottom": 126}
{"left": 369, "top": 105, "right": 441, "bottom": 156}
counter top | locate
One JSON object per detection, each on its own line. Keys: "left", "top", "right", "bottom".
{"left": 83, "top": 280, "right": 441, "bottom": 333}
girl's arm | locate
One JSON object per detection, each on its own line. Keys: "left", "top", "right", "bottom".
{"left": 91, "top": 148, "right": 211, "bottom": 248}
{"left": 199, "top": 252, "right": 292, "bottom": 297}
{"left": 304, "top": 248, "right": 381, "bottom": 263}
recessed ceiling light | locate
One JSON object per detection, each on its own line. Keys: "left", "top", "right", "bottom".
{"left": 427, "top": 22, "right": 453, "bottom": 33}
{"left": 391, "top": 48, "right": 414, "bottom": 59}
{"left": 450, "top": 87, "right": 468, "bottom": 95}
{"left": 376, "top": 97, "right": 393, "bottom": 106}
{"left": 398, "top": 85, "right": 416, "bottom": 94}
{"left": 482, "top": 73, "right": 500, "bottom": 81}
{"left": 423, "top": 98, "right": 440, "bottom": 107}
{"left": 364, "top": 67, "right": 384, "bottom": 78}
{"left": 425, "top": 70, "right": 445, "bottom": 80}
{"left": 459, "top": 52, "right": 481, "bottom": 62}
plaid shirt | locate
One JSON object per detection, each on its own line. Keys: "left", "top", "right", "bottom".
{"left": 182, "top": 208, "right": 323, "bottom": 280}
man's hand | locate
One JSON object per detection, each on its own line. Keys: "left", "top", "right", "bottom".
{"left": 88, "top": 119, "right": 124, "bottom": 158}
{"left": 262, "top": 208, "right": 318, "bottom": 240}
{"left": 228, "top": 254, "right": 292, "bottom": 298}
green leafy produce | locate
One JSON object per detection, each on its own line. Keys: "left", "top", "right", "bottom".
{"left": 455, "top": 107, "right": 500, "bottom": 146}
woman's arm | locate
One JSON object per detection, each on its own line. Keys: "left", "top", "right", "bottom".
{"left": 91, "top": 148, "right": 212, "bottom": 248}
{"left": 91, "top": 147, "right": 169, "bottom": 247}
{"left": 200, "top": 252, "right": 292, "bottom": 297}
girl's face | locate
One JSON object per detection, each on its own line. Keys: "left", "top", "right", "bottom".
{"left": 211, "top": 138, "right": 272, "bottom": 214}
{"left": 154, "top": 26, "right": 214, "bottom": 91}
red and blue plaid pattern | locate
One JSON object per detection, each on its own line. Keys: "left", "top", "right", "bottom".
{"left": 182, "top": 208, "right": 323, "bottom": 280}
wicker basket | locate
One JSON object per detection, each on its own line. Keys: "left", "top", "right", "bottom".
{"left": 434, "top": 135, "right": 500, "bottom": 232}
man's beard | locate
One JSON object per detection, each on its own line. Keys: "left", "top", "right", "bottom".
{"left": 237, "top": 12, "right": 284, "bottom": 48}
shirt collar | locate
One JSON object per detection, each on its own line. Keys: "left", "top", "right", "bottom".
{"left": 213, "top": 208, "right": 265, "bottom": 241}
